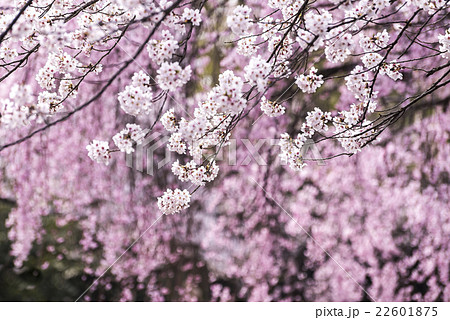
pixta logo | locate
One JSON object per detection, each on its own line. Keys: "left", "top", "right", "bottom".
{"left": 125, "top": 131, "right": 171, "bottom": 176}
{"left": 126, "top": 135, "right": 326, "bottom": 175}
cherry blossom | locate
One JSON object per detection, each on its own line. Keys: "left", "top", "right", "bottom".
{"left": 259, "top": 97, "right": 285, "bottom": 117}
{"left": 0, "top": 0, "right": 448, "bottom": 302}
{"left": 112, "top": 124, "right": 145, "bottom": 154}
{"left": 295, "top": 66, "right": 324, "bottom": 94}
{"left": 244, "top": 56, "right": 271, "bottom": 92}
{"left": 157, "top": 188, "right": 191, "bottom": 215}
{"left": 438, "top": 28, "right": 450, "bottom": 59}
{"left": 86, "top": 140, "right": 111, "bottom": 165}
{"left": 156, "top": 62, "right": 192, "bottom": 92}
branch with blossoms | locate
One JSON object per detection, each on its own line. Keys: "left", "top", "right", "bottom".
{"left": 0, "top": 0, "right": 188, "bottom": 149}
{"left": 0, "top": 0, "right": 449, "bottom": 218}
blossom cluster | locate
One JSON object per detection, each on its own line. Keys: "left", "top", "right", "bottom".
{"left": 359, "top": 30, "right": 390, "bottom": 52}
{"left": 156, "top": 62, "right": 192, "bottom": 92}
{"left": 205, "top": 70, "right": 246, "bottom": 115}
{"left": 345, "top": 65, "right": 374, "bottom": 101}
{"left": 380, "top": 61, "right": 403, "bottom": 81}
{"left": 324, "top": 29, "right": 353, "bottom": 63}
{"left": 160, "top": 108, "right": 179, "bottom": 132}
{"left": 259, "top": 97, "right": 285, "bottom": 117}
{"left": 295, "top": 66, "right": 324, "bottom": 94}
{"left": 279, "top": 133, "right": 307, "bottom": 171}
{"left": 34, "top": 49, "right": 88, "bottom": 116}
{"left": 157, "top": 188, "right": 191, "bottom": 215}
{"left": 279, "top": 107, "right": 333, "bottom": 170}
{"left": 244, "top": 56, "right": 271, "bottom": 92}
{"left": 172, "top": 160, "right": 219, "bottom": 186}
{"left": 112, "top": 124, "right": 145, "bottom": 154}
{"left": 361, "top": 53, "right": 383, "bottom": 69}
{"left": 154, "top": 68, "right": 250, "bottom": 213}
{"left": 438, "top": 28, "right": 450, "bottom": 60}
{"left": 86, "top": 140, "right": 111, "bottom": 165}
{"left": 147, "top": 30, "right": 179, "bottom": 65}
{"left": 227, "top": 5, "right": 253, "bottom": 36}
{"left": 0, "top": 84, "right": 34, "bottom": 128}
{"left": 237, "top": 37, "right": 259, "bottom": 56}
{"left": 182, "top": 8, "right": 202, "bottom": 26}
{"left": 118, "top": 71, "right": 153, "bottom": 116}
